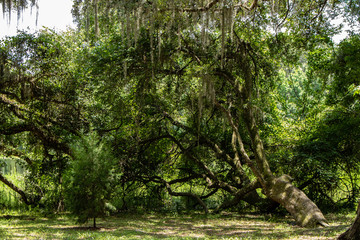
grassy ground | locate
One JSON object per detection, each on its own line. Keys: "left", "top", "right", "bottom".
{"left": 0, "top": 211, "right": 354, "bottom": 240}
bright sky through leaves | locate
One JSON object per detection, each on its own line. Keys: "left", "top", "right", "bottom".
{"left": 0, "top": 0, "right": 74, "bottom": 38}
{"left": 0, "top": 1, "right": 350, "bottom": 41}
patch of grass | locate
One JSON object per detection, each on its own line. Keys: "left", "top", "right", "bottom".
{"left": 0, "top": 211, "right": 354, "bottom": 239}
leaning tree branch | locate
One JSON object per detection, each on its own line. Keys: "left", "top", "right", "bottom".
{"left": 201, "top": 188, "right": 218, "bottom": 199}
{"left": 165, "top": 182, "right": 209, "bottom": 214}
{"left": 0, "top": 173, "right": 30, "bottom": 205}
{"left": 163, "top": 111, "right": 255, "bottom": 189}
{"left": 215, "top": 179, "right": 261, "bottom": 213}
{"left": 214, "top": 100, "right": 265, "bottom": 185}
{"left": 166, "top": 134, "right": 239, "bottom": 194}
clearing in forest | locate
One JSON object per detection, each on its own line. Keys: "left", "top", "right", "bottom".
{"left": 0, "top": 212, "right": 353, "bottom": 239}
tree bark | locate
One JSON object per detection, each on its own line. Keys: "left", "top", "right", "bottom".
{"left": 215, "top": 54, "right": 328, "bottom": 226}
{"left": 215, "top": 180, "right": 262, "bottom": 213}
{"left": 266, "top": 175, "right": 328, "bottom": 227}
{"left": 338, "top": 200, "right": 360, "bottom": 240}
{"left": 243, "top": 102, "right": 328, "bottom": 227}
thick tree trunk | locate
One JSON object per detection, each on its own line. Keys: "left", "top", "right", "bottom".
{"left": 244, "top": 103, "right": 328, "bottom": 227}
{"left": 338, "top": 200, "right": 360, "bottom": 240}
{"left": 266, "top": 175, "right": 328, "bottom": 227}
{"left": 243, "top": 104, "right": 328, "bottom": 227}
{"left": 217, "top": 98, "right": 328, "bottom": 226}
{"left": 241, "top": 55, "right": 328, "bottom": 226}
{"left": 216, "top": 58, "right": 328, "bottom": 227}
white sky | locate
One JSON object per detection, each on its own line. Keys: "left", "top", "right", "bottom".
{"left": 0, "top": 0, "right": 350, "bottom": 43}
{"left": 0, "top": 0, "right": 75, "bottom": 38}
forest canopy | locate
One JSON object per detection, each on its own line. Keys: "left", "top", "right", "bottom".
{"left": 1, "top": 0, "right": 360, "bottom": 232}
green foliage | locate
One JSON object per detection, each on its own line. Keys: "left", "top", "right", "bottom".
{"left": 64, "top": 133, "right": 115, "bottom": 226}
{"left": 0, "top": 159, "right": 26, "bottom": 210}
{"left": 64, "top": 0, "right": 356, "bottom": 215}
{"left": 270, "top": 35, "right": 360, "bottom": 211}
{"left": 328, "top": 35, "right": 360, "bottom": 105}
{"left": 2, "top": 0, "right": 360, "bottom": 221}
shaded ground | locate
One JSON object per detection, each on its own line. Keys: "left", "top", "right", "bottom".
{"left": 0, "top": 212, "right": 353, "bottom": 239}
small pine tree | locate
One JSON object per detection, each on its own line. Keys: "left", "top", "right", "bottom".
{"left": 64, "top": 133, "right": 114, "bottom": 228}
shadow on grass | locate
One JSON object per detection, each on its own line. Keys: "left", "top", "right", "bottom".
{"left": 0, "top": 212, "right": 352, "bottom": 239}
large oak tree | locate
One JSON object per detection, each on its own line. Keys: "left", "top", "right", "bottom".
{"left": 70, "top": 0, "right": 343, "bottom": 227}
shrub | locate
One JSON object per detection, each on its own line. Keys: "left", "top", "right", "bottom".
{"left": 64, "top": 133, "right": 115, "bottom": 228}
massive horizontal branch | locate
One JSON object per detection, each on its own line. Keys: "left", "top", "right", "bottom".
{"left": 0, "top": 93, "right": 80, "bottom": 137}
{"left": 0, "top": 123, "right": 33, "bottom": 135}
{"left": 152, "top": 176, "right": 209, "bottom": 214}
{"left": 157, "top": 0, "right": 258, "bottom": 12}
{"left": 0, "top": 144, "right": 33, "bottom": 166}
{"left": 0, "top": 122, "right": 71, "bottom": 156}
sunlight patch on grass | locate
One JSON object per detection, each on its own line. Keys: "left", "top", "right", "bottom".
{"left": 0, "top": 212, "right": 354, "bottom": 239}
